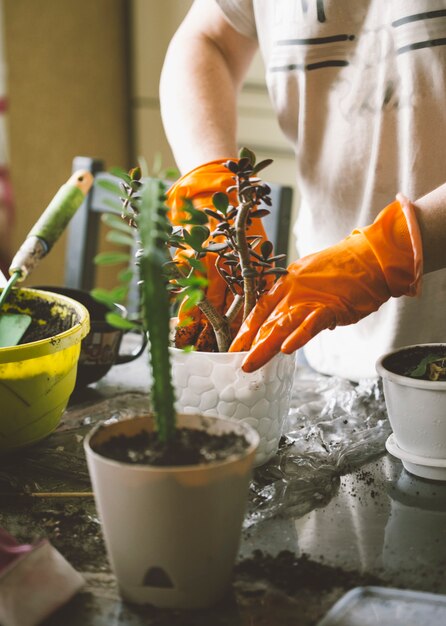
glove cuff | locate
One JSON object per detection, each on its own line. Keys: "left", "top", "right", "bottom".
{"left": 360, "top": 196, "right": 423, "bottom": 298}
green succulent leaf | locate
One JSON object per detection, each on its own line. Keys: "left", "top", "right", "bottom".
{"left": 239, "top": 146, "right": 256, "bottom": 165}
{"left": 212, "top": 192, "right": 229, "bottom": 214}
{"left": 253, "top": 158, "right": 273, "bottom": 174}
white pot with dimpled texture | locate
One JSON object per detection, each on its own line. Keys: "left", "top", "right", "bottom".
{"left": 170, "top": 348, "right": 296, "bottom": 466}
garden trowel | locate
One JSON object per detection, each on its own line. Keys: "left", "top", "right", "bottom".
{"left": 0, "top": 170, "right": 94, "bottom": 348}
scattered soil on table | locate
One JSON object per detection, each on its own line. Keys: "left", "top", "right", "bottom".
{"left": 233, "top": 549, "right": 385, "bottom": 625}
{"left": 236, "top": 549, "right": 382, "bottom": 596}
{"left": 94, "top": 428, "right": 250, "bottom": 466}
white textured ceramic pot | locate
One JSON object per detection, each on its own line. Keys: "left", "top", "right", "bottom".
{"left": 376, "top": 343, "right": 446, "bottom": 480}
{"left": 170, "top": 348, "right": 296, "bottom": 466}
{"left": 84, "top": 413, "right": 259, "bottom": 609}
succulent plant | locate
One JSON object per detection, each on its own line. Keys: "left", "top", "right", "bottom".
{"left": 92, "top": 148, "right": 287, "bottom": 439}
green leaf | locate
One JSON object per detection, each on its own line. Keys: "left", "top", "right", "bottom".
{"left": 118, "top": 268, "right": 134, "bottom": 284}
{"left": 105, "top": 311, "right": 137, "bottom": 330}
{"left": 101, "top": 198, "right": 122, "bottom": 213}
{"left": 407, "top": 354, "right": 446, "bottom": 378}
{"left": 181, "top": 288, "right": 204, "bottom": 310}
{"left": 106, "top": 230, "right": 135, "bottom": 248}
{"left": 109, "top": 285, "right": 129, "bottom": 303}
{"left": 183, "top": 225, "right": 209, "bottom": 252}
{"left": 212, "top": 192, "right": 229, "bottom": 214}
{"left": 185, "top": 257, "right": 206, "bottom": 273}
{"left": 108, "top": 167, "right": 132, "bottom": 183}
{"left": 97, "top": 178, "right": 122, "bottom": 194}
{"left": 261, "top": 241, "right": 274, "bottom": 259}
{"left": 253, "top": 158, "right": 273, "bottom": 174}
{"left": 94, "top": 251, "right": 130, "bottom": 265}
{"left": 239, "top": 146, "right": 256, "bottom": 165}
{"left": 91, "top": 288, "right": 117, "bottom": 308}
{"left": 179, "top": 199, "right": 209, "bottom": 225}
{"left": 101, "top": 213, "right": 134, "bottom": 233}
{"left": 181, "top": 345, "right": 196, "bottom": 353}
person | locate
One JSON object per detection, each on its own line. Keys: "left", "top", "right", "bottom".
{"left": 160, "top": 0, "right": 446, "bottom": 380}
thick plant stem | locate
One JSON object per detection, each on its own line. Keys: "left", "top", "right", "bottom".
{"left": 234, "top": 200, "right": 257, "bottom": 320}
{"left": 198, "top": 299, "right": 232, "bottom": 352}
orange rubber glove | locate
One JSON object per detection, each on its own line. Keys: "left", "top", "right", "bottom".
{"left": 165, "top": 159, "right": 270, "bottom": 349}
{"left": 230, "top": 194, "right": 423, "bottom": 372}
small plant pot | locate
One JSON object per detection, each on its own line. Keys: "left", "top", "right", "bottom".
{"left": 376, "top": 343, "right": 446, "bottom": 480}
{"left": 170, "top": 348, "right": 296, "bottom": 466}
{"left": 0, "top": 287, "right": 89, "bottom": 451}
{"left": 84, "top": 413, "right": 259, "bottom": 609}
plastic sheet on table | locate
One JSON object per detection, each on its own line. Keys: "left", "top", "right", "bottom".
{"left": 246, "top": 367, "right": 391, "bottom": 526}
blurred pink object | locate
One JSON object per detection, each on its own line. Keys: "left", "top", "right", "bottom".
{"left": 0, "top": 528, "right": 84, "bottom": 626}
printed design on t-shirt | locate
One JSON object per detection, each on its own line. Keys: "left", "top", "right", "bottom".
{"left": 392, "top": 8, "right": 446, "bottom": 54}
{"left": 300, "top": 0, "right": 326, "bottom": 24}
{"left": 268, "top": 5, "right": 446, "bottom": 74}
{"left": 270, "top": 33, "right": 355, "bottom": 72}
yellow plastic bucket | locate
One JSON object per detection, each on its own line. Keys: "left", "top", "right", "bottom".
{"left": 0, "top": 287, "right": 90, "bottom": 451}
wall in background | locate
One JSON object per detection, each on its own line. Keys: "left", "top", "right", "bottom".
{"left": 4, "top": 0, "right": 131, "bottom": 287}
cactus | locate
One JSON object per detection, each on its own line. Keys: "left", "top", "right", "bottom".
{"left": 137, "top": 176, "right": 176, "bottom": 442}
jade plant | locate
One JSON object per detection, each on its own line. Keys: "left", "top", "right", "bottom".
{"left": 93, "top": 147, "right": 287, "bottom": 355}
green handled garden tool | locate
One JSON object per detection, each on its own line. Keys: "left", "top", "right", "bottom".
{"left": 0, "top": 169, "right": 94, "bottom": 347}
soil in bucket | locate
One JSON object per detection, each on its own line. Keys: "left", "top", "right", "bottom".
{"left": 6, "top": 292, "right": 79, "bottom": 345}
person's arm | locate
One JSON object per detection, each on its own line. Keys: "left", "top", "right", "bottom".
{"left": 412, "top": 182, "right": 446, "bottom": 274}
{"left": 159, "top": 0, "right": 257, "bottom": 172}
{"left": 230, "top": 191, "right": 442, "bottom": 372}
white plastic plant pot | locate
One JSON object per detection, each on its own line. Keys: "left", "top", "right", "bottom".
{"left": 84, "top": 413, "right": 259, "bottom": 609}
{"left": 376, "top": 343, "right": 446, "bottom": 480}
{"left": 170, "top": 348, "right": 296, "bottom": 466}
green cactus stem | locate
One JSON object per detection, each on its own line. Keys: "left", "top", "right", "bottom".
{"left": 137, "top": 178, "right": 176, "bottom": 443}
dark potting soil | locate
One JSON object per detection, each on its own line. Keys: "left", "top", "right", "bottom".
{"left": 94, "top": 428, "right": 250, "bottom": 466}
{"left": 235, "top": 549, "right": 383, "bottom": 596}
{"left": 383, "top": 345, "right": 446, "bottom": 380}
{"left": 5, "top": 293, "right": 79, "bottom": 344}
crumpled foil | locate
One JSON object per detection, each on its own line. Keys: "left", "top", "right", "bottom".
{"left": 246, "top": 367, "right": 390, "bottom": 526}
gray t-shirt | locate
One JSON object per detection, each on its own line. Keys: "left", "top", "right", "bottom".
{"left": 216, "top": 0, "right": 446, "bottom": 379}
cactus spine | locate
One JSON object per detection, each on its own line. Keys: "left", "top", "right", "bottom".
{"left": 137, "top": 177, "right": 176, "bottom": 443}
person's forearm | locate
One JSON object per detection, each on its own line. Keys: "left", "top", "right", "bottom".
{"left": 159, "top": 0, "right": 257, "bottom": 173}
{"left": 412, "top": 183, "right": 446, "bottom": 274}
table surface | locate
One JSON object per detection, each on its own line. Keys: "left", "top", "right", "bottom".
{"left": 1, "top": 340, "right": 446, "bottom": 626}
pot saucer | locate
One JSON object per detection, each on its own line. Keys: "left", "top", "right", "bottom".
{"left": 386, "top": 434, "right": 446, "bottom": 482}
